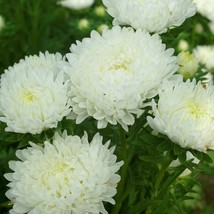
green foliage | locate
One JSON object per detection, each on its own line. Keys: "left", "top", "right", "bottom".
{"left": 0, "top": 0, "right": 109, "bottom": 74}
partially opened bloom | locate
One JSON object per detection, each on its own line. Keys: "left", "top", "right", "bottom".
{"left": 102, "top": 0, "right": 196, "bottom": 33}
{"left": 194, "top": 45, "right": 214, "bottom": 70}
{"left": 147, "top": 77, "right": 214, "bottom": 152}
{"left": 177, "top": 51, "right": 199, "bottom": 79}
{"left": 0, "top": 52, "right": 70, "bottom": 134}
{"left": 58, "top": 0, "right": 94, "bottom": 10}
{"left": 5, "top": 132, "right": 123, "bottom": 214}
{"left": 66, "top": 26, "right": 178, "bottom": 130}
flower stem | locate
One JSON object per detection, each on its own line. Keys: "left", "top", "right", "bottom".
{"left": 112, "top": 127, "right": 129, "bottom": 214}
{"left": 145, "top": 155, "right": 172, "bottom": 214}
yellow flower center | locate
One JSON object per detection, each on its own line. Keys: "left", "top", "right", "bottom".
{"left": 188, "top": 102, "right": 207, "bottom": 118}
{"left": 21, "top": 91, "right": 37, "bottom": 103}
{"left": 111, "top": 58, "right": 130, "bottom": 71}
{"left": 50, "top": 163, "right": 69, "bottom": 176}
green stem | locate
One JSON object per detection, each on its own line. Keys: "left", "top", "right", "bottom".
{"left": 112, "top": 127, "right": 129, "bottom": 214}
{"left": 145, "top": 156, "right": 172, "bottom": 214}
{"left": 154, "top": 158, "right": 172, "bottom": 197}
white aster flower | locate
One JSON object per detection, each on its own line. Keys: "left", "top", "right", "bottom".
{"left": 102, "top": 0, "right": 196, "bottom": 33}
{"left": 5, "top": 132, "right": 123, "bottom": 214}
{"left": 170, "top": 151, "right": 200, "bottom": 177}
{"left": 194, "top": 0, "right": 214, "bottom": 21}
{"left": 147, "top": 77, "right": 214, "bottom": 152}
{"left": 0, "top": 52, "right": 71, "bottom": 134}
{"left": 66, "top": 26, "right": 178, "bottom": 130}
{"left": 194, "top": 45, "right": 214, "bottom": 70}
{"left": 58, "top": 0, "right": 94, "bottom": 10}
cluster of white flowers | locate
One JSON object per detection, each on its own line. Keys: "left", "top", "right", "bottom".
{"left": 148, "top": 77, "right": 214, "bottom": 152}
{"left": 66, "top": 26, "right": 178, "bottom": 131}
{"left": 0, "top": 52, "right": 71, "bottom": 134}
{"left": 58, "top": 0, "right": 94, "bottom": 10}
{"left": 102, "top": 0, "right": 196, "bottom": 33}
{"left": 5, "top": 132, "right": 123, "bottom": 214}
{"left": 2, "top": 1, "right": 207, "bottom": 213}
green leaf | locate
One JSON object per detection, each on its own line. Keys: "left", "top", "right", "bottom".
{"left": 18, "top": 134, "right": 34, "bottom": 148}
{"left": 173, "top": 145, "right": 185, "bottom": 155}
{"left": 61, "top": 119, "right": 75, "bottom": 135}
{"left": 139, "top": 155, "right": 165, "bottom": 164}
{"left": 131, "top": 138, "right": 144, "bottom": 146}
{"left": 178, "top": 152, "right": 187, "bottom": 164}
{"left": 202, "top": 153, "right": 213, "bottom": 163}
{"left": 130, "top": 199, "right": 162, "bottom": 214}
{"left": 157, "top": 141, "right": 171, "bottom": 152}
{"left": 190, "top": 150, "right": 203, "bottom": 161}
{"left": 153, "top": 192, "right": 170, "bottom": 214}
{"left": 159, "top": 164, "right": 187, "bottom": 198}
{"left": 139, "top": 134, "right": 159, "bottom": 144}
{"left": 170, "top": 192, "right": 185, "bottom": 214}
{"left": 0, "top": 201, "right": 13, "bottom": 208}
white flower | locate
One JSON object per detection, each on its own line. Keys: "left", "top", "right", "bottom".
{"left": 0, "top": 52, "right": 71, "bottom": 134}
{"left": 5, "top": 132, "right": 123, "bottom": 214}
{"left": 147, "top": 77, "right": 214, "bottom": 152}
{"left": 0, "top": 15, "right": 5, "bottom": 32}
{"left": 170, "top": 151, "right": 199, "bottom": 177}
{"left": 58, "top": 0, "right": 94, "bottom": 10}
{"left": 177, "top": 51, "right": 199, "bottom": 79}
{"left": 102, "top": 0, "right": 196, "bottom": 33}
{"left": 194, "top": 0, "right": 214, "bottom": 21}
{"left": 194, "top": 45, "right": 214, "bottom": 70}
{"left": 66, "top": 26, "right": 178, "bottom": 130}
